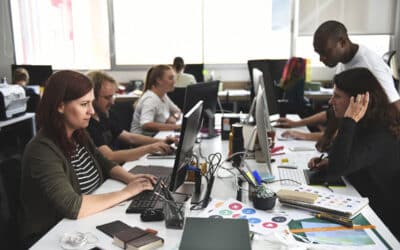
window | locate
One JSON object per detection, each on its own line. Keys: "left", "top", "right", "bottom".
{"left": 295, "top": 35, "right": 391, "bottom": 67}
{"left": 295, "top": 0, "right": 395, "bottom": 67}
{"left": 112, "top": 0, "right": 291, "bottom": 65}
{"left": 11, "top": 0, "right": 110, "bottom": 70}
{"left": 203, "top": 0, "right": 291, "bottom": 64}
{"left": 112, "top": 0, "right": 203, "bottom": 65}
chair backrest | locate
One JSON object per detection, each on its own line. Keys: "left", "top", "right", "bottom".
{"left": 109, "top": 101, "right": 135, "bottom": 132}
{"left": 382, "top": 51, "right": 399, "bottom": 90}
{"left": 0, "top": 156, "right": 22, "bottom": 249}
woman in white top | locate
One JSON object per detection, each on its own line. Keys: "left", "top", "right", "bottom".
{"left": 131, "top": 65, "right": 181, "bottom": 135}
{"left": 172, "top": 57, "right": 196, "bottom": 88}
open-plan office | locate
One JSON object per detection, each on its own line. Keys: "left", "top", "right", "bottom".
{"left": 1, "top": 0, "right": 400, "bottom": 249}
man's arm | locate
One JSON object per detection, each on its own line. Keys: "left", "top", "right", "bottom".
{"left": 276, "top": 111, "right": 327, "bottom": 128}
{"left": 118, "top": 130, "right": 161, "bottom": 146}
{"left": 142, "top": 122, "right": 181, "bottom": 132}
{"left": 97, "top": 143, "right": 170, "bottom": 164}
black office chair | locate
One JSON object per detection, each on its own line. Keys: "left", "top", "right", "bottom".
{"left": 382, "top": 50, "right": 399, "bottom": 90}
{"left": 0, "top": 155, "right": 22, "bottom": 249}
{"left": 109, "top": 101, "right": 135, "bottom": 132}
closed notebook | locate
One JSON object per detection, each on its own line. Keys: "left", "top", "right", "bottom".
{"left": 179, "top": 218, "right": 251, "bottom": 250}
{"left": 126, "top": 233, "right": 164, "bottom": 250}
{"left": 113, "top": 227, "right": 148, "bottom": 249}
{"left": 96, "top": 220, "right": 131, "bottom": 238}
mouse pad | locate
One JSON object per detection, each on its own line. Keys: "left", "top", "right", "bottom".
{"left": 304, "top": 169, "right": 346, "bottom": 187}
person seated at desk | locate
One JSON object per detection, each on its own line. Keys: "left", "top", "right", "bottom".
{"left": 86, "top": 71, "right": 173, "bottom": 164}
{"left": 276, "top": 20, "right": 400, "bottom": 140}
{"left": 308, "top": 68, "right": 400, "bottom": 239}
{"left": 172, "top": 56, "right": 196, "bottom": 87}
{"left": 130, "top": 65, "right": 181, "bottom": 135}
{"left": 12, "top": 67, "right": 40, "bottom": 112}
{"left": 20, "top": 71, "right": 157, "bottom": 248}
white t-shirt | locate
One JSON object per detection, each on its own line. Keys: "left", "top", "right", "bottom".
{"left": 336, "top": 45, "right": 399, "bottom": 103}
{"left": 175, "top": 72, "right": 196, "bottom": 88}
{"left": 130, "top": 90, "right": 180, "bottom": 135}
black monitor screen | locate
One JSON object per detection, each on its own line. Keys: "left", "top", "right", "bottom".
{"left": 183, "top": 81, "right": 219, "bottom": 114}
{"left": 167, "top": 87, "right": 186, "bottom": 111}
{"left": 11, "top": 64, "right": 53, "bottom": 86}
{"left": 169, "top": 101, "right": 203, "bottom": 191}
{"left": 184, "top": 64, "right": 204, "bottom": 82}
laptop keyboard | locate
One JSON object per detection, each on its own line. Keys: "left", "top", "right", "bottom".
{"left": 126, "top": 175, "right": 171, "bottom": 213}
{"left": 278, "top": 168, "right": 306, "bottom": 186}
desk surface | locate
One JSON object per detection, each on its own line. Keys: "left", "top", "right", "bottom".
{"left": 115, "top": 89, "right": 250, "bottom": 102}
{"left": 32, "top": 115, "right": 399, "bottom": 249}
{"left": 0, "top": 112, "right": 35, "bottom": 128}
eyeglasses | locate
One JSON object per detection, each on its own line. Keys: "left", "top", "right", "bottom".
{"left": 100, "top": 94, "right": 116, "bottom": 101}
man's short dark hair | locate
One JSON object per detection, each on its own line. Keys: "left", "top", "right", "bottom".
{"left": 314, "top": 20, "right": 348, "bottom": 42}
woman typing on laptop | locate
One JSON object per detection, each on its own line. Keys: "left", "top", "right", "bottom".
{"left": 20, "top": 71, "right": 157, "bottom": 248}
{"left": 307, "top": 68, "right": 400, "bottom": 239}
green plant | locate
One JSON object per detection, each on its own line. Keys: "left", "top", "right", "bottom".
{"left": 255, "top": 185, "right": 275, "bottom": 199}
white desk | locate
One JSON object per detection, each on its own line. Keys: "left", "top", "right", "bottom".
{"left": 0, "top": 112, "right": 36, "bottom": 137}
{"left": 32, "top": 115, "right": 399, "bottom": 249}
{"left": 115, "top": 89, "right": 251, "bottom": 113}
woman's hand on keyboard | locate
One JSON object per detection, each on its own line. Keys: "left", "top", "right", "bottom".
{"left": 308, "top": 157, "right": 329, "bottom": 170}
{"left": 124, "top": 177, "right": 154, "bottom": 197}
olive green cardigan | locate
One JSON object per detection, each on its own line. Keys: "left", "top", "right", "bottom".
{"left": 20, "top": 131, "right": 116, "bottom": 244}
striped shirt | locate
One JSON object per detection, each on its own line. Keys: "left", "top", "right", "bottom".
{"left": 71, "top": 144, "right": 101, "bottom": 194}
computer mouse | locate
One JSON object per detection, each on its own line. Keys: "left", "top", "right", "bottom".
{"left": 140, "top": 209, "right": 164, "bottom": 222}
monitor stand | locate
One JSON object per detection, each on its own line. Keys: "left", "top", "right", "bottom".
{"left": 175, "top": 176, "right": 215, "bottom": 207}
{"left": 200, "top": 115, "right": 219, "bottom": 139}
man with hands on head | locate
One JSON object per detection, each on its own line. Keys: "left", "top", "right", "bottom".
{"left": 86, "top": 71, "right": 175, "bottom": 164}
{"left": 307, "top": 68, "right": 400, "bottom": 239}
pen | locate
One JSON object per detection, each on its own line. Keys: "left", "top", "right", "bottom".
{"left": 277, "top": 165, "right": 298, "bottom": 169}
{"left": 315, "top": 212, "right": 353, "bottom": 227}
{"left": 317, "top": 153, "right": 325, "bottom": 163}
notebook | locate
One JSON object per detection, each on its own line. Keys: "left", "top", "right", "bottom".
{"left": 278, "top": 186, "right": 369, "bottom": 218}
{"left": 179, "top": 218, "right": 251, "bottom": 250}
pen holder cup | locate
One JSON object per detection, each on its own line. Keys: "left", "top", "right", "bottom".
{"left": 252, "top": 192, "right": 277, "bottom": 210}
{"left": 163, "top": 201, "right": 185, "bottom": 229}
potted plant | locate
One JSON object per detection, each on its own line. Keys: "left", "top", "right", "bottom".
{"left": 252, "top": 185, "right": 277, "bottom": 210}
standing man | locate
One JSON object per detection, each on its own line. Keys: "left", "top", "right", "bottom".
{"left": 277, "top": 20, "right": 400, "bottom": 134}
{"left": 86, "top": 71, "right": 173, "bottom": 163}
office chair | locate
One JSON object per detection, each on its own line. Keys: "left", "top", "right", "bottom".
{"left": 109, "top": 101, "right": 135, "bottom": 132}
{"left": 382, "top": 50, "right": 399, "bottom": 90}
{"left": 0, "top": 156, "right": 22, "bottom": 249}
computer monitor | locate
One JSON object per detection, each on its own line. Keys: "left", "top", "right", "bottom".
{"left": 252, "top": 68, "right": 263, "bottom": 96}
{"left": 183, "top": 81, "right": 220, "bottom": 138}
{"left": 11, "top": 64, "right": 53, "bottom": 86}
{"left": 167, "top": 87, "right": 186, "bottom": 111}
{"left": 184, "top": 64, "right": 204, "bottom": 82}
{"left": 255, "top": 84, "right": 274, "bottom": 181}
{"left": 169, "top": 101, "right": 203, "bottom": 192}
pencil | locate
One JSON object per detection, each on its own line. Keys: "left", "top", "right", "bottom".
{"left": 289, "top": 224, "right": 376, "bottom": 233}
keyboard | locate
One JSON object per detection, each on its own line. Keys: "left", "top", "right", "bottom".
{"left": 126, "top": 175, "right": 171, "bottom": 213}
{"left": 147, "top": 147, "right": 177, "bottom": 159}
{"left": 278, "top": 168, "right": 306, "bottom": 186}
